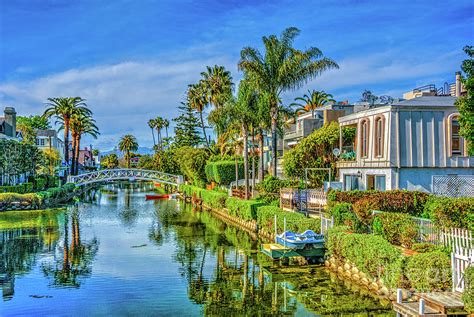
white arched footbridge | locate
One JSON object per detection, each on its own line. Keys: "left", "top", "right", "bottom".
{"left": 67, "top": 169, "right": 184, "bottom": 186}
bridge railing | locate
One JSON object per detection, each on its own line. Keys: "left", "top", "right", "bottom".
{"left": 68, "top": 168, "right": 183, "bottom": 186}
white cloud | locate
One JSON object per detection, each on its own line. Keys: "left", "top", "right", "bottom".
{"left": 0, "top": 57, "right": 237, "bottom": 150}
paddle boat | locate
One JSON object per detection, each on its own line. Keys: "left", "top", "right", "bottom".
{"left": 145, "top": 194, "right": 169, "bottom": 200}
{"left": 276, "top": 230, "right": 324, "bottom": 249}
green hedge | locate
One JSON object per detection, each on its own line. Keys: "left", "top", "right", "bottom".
{"left": 463, "top": 267, "right": 474, "bottom": 313}
{"left": 201, "top": 189, "right": 228, "bottom": 210}
{"left": 373, "top": 212, "right": 418, "bottom": 248}
{"left": 226, "top": 197, "right": 263, "bottom": 221}
{"left": 256, "top": 176, "right": 294, "bottom": 194}
{"left": 405, "top": 250, "right": 451, "bottom": 291}
{"left": 205, "top": 160, "right": 243, "bottom": 185}
{"left": 0, "top": 193, "right": 42, "bottom": 207}
{"left": 0, "top": 182, "right": 34, "bottom": 194}
{"left": 326, "top": 227, "right": 452, "bottom": 291}
{"left": 423, "top": 196, "right": 474, "bottom": 230}
{"left": 326, "top": 227, "right": 402, "bottom": 287}
{"left": 257, "top": 205, "right": 321, "bottom": 234}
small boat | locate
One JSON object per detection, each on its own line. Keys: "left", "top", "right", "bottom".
{"left": 146, "top": 194, "right": 169, "bottom": 200}
{"left": 276, "top": 230, "right": 325, "bottom": 249}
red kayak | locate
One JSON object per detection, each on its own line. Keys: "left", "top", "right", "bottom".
{"left": 146, "top": 194, "right": 169, "bottom": 200}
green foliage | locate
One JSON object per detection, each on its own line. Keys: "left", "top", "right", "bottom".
{"left": 137, "top": 155, "right": 154, "bottom": 170}
{"left": 0, "top": 139, "right": 43, "bottom": 185}
{"left": 153, "top": 149, "right": 181, "bottom": 175}
{"left": 0, "top": 193, "right": 42, "bottom": 207}
{"left": 326, "top": 227, "right": 402, "bottom": 287}
{"left": 423, "top": 196, "right": 474, "bottom": 230}
{"left": 283, "top": 122, "right": 340, "bottom": 184}
{"left": 0, "top": 183, "right": 33, "bottom": 194}
{"left": 101, "top": 154, "right": 119, "bottom": 169}
{"left": 328, "top": 203, "right": 364, "bottom": 232}
{"left": 405, "top": 251, "right": 451, "bottom": 292}
{"left": 455, "top": 46, "right": 474, "bottom": 155}
{"left": 411, "top": 243, "right": 444, "bottom": 253}
{"left": 372, "top": 212, "right": 418, "bottom": 248}
{"left": 174, "top": 147, "right": 209, "bottom": 186}
{"left": 463, "top": 267, "right": 474, "bottom": 313}
{"left": 257, "top": 176, "right": 294, "bottom": 194}
{"left": 226, "top": 197, "right": 263, "bottom": 221}
{"left": 205, "top": 160, "right": 243, "bottom": 185}
{"left": 256, "top": 205, "right": 320, "bottom": 234}
{"left": 172, "top": 102, "right": 203, "bottom": 148}
{"left": 200, "top": 190, "right": 228, "bottom": 210}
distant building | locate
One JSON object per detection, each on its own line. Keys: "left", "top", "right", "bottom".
{"left": 69, "top": 146, "right": 96, "bottom": 172}
{"left": 283, "top": 103, "right": 355, "bottom": 151}
{"left": 0, "top": 107, "right": 20, "bottom": 140}
{"left": 36, "top": 130, "right": 65, "bottom": 161}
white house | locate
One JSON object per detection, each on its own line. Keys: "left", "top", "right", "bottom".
{"left": 36, "top": 129, "right": 65, "bottom": 162}
{"left": 336, "top": 94, "right": 473, "bottom": 193}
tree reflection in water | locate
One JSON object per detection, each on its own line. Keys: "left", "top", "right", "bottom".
{"left": 42, "top": 206, "right": 99, "bottom": 288}
{"left": 0, "top": 210, "right": 62, "bottom": 300}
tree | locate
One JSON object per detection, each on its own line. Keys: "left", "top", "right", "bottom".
{"left": 173, "top": 102, "right": 203, "bottom": 148}
{"left": 290, "top": 90, "right": 335, "bottom": 118}
{"left": 40, "top": 148, "right": 61, "bottom": 175}
{"left": 17, "top": 115, "right": 51, "bottom": 145}
{"left": 188, "top": 83, "right": 210, "bottom": 148}
{"left": 455, "top": 45, "right": 474, "bottom": 155}
{"left": 148, "top": 119, "right": 157, "bottom": 147}
{"left": 118, "top": 135, "right": 139, "bottom": 168}
{"left": 69, "top": 113, "right": 99, "bottom": 175}
{"left": 200, "top": 65, "right": 234, "bottom": 136}
{"left": 239, "top": 27, "right": 338, "bottom": 176}
{"left": 227, "top": 79, "right": 259, "bottom": 198}
{"left": 101, "top": 154, "right": 119, "bottom": 169}
{"left": 43, "top": 97, "right": 92, "bottom": 176}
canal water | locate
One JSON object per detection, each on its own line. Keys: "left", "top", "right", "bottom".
{"left": 1, "top": 184, "right": 394, "bottom": 316}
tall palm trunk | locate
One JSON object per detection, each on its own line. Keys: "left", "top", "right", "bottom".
{"left": 271, "top": 105, "right": 278, "bottom": 177}
{"left": 63, "top": 118, "right": 70, "bottom": 180}
{"left": 71, "top": 133, "right": 76, "bottom": 176}
{"left": 127, "top": 150, "right": 131, "bottom": 168}
{"left": 251, "top": 130, "right": 256, "bottom": 198}
{"left": 243, "top": 124, "right": 249, "bottom": 199}
{"left": 151, "top": 128, "right": 156, "bottom": 147}
{"left": 258, "top": 128, "right": 265, "bottom": 182}
{"left": 75, "top": 135, "right": 81, "bottom": 175}
{"left": 199, "top": 111, "right": 210, "bottom": 148}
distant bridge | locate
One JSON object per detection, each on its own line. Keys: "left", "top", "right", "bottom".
{"left": 67, "top": 169, "right": 184, "bottom": 186}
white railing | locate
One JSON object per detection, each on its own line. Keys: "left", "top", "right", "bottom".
{"left": 68, "top": 168, "right": 183, "bottom": 186}
{"left": 280, "top": 188, "right": 327, "bottom": 213}
{"left": 452, "top": 246, "right": 474, "bottom": 292}
{"left": 321, "top": 216, "right": 334, "bottom": 235}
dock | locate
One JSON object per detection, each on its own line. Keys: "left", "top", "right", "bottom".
{"left": 393, "top": 291, "right": 467, "bottom": 316}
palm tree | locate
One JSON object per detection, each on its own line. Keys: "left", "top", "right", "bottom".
{"left": 290, "top": 90, "right": 335, "bottom": 118}
{"left": 163, "top": 118, "right": 170, "bottom": 148}
{"left": 43, "top": 97, "right": 92, "bottom": 176}
{"left": 200, "top": 66, "right": 234, "bottom": 136}
{"left": 187, "top": 83, "right": 210, "bottom": 149}
{"left": 227, "top": 79, "right": 259, "bottom": 199}
{"left": 238, "top": 27, "right": 338, "bottom": 176}
{"left": 148, "top": 119, "right": 157, "bottom": 147}
{"left": 69, "top": 114, "right": 100, "bottom": 175}
{"left": 118, "top": 135, "right": 139, "bottom": 168}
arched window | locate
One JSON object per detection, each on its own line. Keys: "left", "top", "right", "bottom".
{"left": 361, "top": 119, "right": 369, "bottom": 158}
{"left": 451, "top": 115, "right": 464, "bottom": 156}
{"left": 374, "top": 116, "right": 384, "bottom": 157}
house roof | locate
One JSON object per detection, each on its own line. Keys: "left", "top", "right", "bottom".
{"left": 391, "top": 96, "right": 457, "bottom": 107}
{"left": 36, "top": 129, "right": 58, "bottom": 137}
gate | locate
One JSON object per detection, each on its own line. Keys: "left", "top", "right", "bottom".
{"left": 452, "top": 246, "right": 474, "bottom": 292}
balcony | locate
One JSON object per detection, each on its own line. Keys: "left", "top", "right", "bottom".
{"left": 283, "top": 118, "right": 322, "bottom": 141}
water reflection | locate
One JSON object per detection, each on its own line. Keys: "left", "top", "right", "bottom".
{"left": 0, "top": 184, "right": 393, "bottom": 316}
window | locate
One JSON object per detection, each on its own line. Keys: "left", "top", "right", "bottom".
{"left": 374, "top": 116, "right": 384, "bottom": 157}
{"left": 367, "top": 175, "right": 386, "bottom": 191}
{"left": 39, "top": 139, "right": 45, "bottom": 146}
{"left": 344, "top": 175, "right": 359, "bottom": 191}
{"left": 360, "top": 119, "right": 369, "bottom": 158}
{"left": 451, "top": 116, "right": 464, "bottom": 156}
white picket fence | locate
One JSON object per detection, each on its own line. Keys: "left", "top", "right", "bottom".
{"left": 452, "top": 246, "right": 474, "bottom": 292}
{"left": 320, "top": 215, "right": 334, "bottom": 235}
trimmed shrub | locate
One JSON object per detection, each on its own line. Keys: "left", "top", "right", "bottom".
{"left": 257, "top": 176, "right": 294, "bottom": 194}
{"left": 256, "top": 205, "right": 321, "bottom": 234}
{"left": 226, "top": 197, "right": 263, "bottom": 221}
{"left": 328, "top": 189, "right": 429, "bottom": 217}
{"left": 211, "top": 160, "right": 243, "bottom": 185}
{"left": 463, "top": 266, "right": 474, "bottom": 313}
{"left": 373, "top": 212, "right": 418, "bottom": 248}
{"left": 405, "top": 250, "right": 451, "bottom": 291}
{"left": 0, "top": 193, "right": 42, "bottom": 207}
{"left": 423, "top": 196, "right": 474, "bottom": 230}
{"left": 326, "top": 227, "right": 402, "bottom": 287}
{"left": 201, "top": 189, "right": 228, "bottom": 209}
{"left": 329, "top": 203, "right": 365, "bottom": 232}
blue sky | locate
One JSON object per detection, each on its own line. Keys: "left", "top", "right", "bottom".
{"left": 0, "top": 0, "right": 472, "bottom": 150}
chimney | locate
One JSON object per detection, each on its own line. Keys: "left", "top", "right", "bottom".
{"left": 4, "top": 107, "right": 16, "bottom": 138}
{"left": 455, "top": 71, "right": 462, "bottom": 97}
